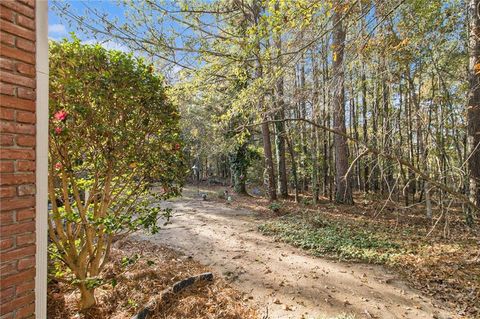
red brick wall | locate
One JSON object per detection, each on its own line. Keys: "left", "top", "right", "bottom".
{"left": 0, "top": 0, "right": 37, "bottom": 318}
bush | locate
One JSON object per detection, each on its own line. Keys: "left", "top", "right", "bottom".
{"left": 301, "top": 198, "right": 313, "bottom": 206}
{"left": 48, "top": 38, "right": 185, "bottom": 309}
{"left": 217, "top": 190, "right": 226, "bottom": 199}
{"left": 268, "top": 201, "right": 282, "bottom": 213}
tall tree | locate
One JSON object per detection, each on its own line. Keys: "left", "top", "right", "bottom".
{"left": 332, "top": 3, "right": 353, "bottom": 204}
{"left": 312, "top": 49, "right": 320, "bottom": 204}
{"left": 273, "top": 1, "right": 288, "bottom": 198}
{"left": 56, "top": 0, "right": 480, "bottom": 215}
{"left": 254, "top": 0, "right": 277, "bottom": 201}
{"left": 467, "top": 0, "right": 480, "bottom": 216}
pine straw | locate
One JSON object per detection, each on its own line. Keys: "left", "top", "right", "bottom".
{"left": 47, "top": 239, "right": 257, "bottom": 319}
{"left": 394, "top": 245, "right": 480, "bottom": 317}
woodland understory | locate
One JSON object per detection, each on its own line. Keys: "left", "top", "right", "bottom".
{"left": 228, "top": 186, "right": 480, "bottom": 317}
{"left": 54, "top": 0, "right": 480, "bottom": 231}
{"left": 47, "top": 0, "right": 480, "bottom": 317}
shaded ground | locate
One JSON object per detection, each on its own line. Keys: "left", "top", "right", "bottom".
{"left": 256, "top": 208, "right": 479, "bottom": 317}
{"left": 47, "top": 239, "right": 256, "bottom": 318}
{"left": 138, "top": 186, "right": 456, "bottom": 319}
{"left": 235, "top": 187, "right": 479, "bottom": 318}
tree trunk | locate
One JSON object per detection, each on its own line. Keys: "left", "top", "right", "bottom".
{"left": 253, "top": 1, "right": 276, "bottom": 201}
{"left": 273, "top": 10, "right": 288, "bottom": 198}
{"left": 312, "top": 50, "right": 320, "bottom": 204}
{"left": 406, "top": 81, "right": 416, "bottom": 201}
{"left": 398, "top": 80, "right": 409, "bottom": 205}
{"left": 467, "top": 0, "right": 480, "bottom": 222}
{"left": 79, "top": 284, "right": 96, "bottom": 310}
{"left": 299, "top": 55, "right": 308, "bottom": 192}
{"left": 407, "top": 69, "right": 432, "bottom": 219}
{"left": 359, "top": 0, "right": 369, "bottom": 194}
{"left": 274, "top": 113, "right": 287, "bottom": 198}
{"left": 322, "top": 38, "right": 330, "bottom": 197}
{"left": 361, "top": 68, "right": 369, "bottom": 193}
{"left": 382, "top": 66, "right": 394, "bottom": 194}
{"left": 230, "top": 144, "right": 248, "bottom": 195}
{"left": 332, "top": 4, "right": 353, "bottom": 205}
{"left": 260, "top": 98, "right": 276, "bottom": 201}
{"left": 286, "top": 128, "right": 300, "bottom": 202}
{"left": 350, "top": 83, "right": 360, "bottom": 189}
{"left": 371, "top": 75, "right": 380, "bottom": 192}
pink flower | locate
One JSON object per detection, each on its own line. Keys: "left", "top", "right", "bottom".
{"left": 54, "top": 127, "right": 63, "bottom": 134}
{"left": 55, "top": 162, "right": 62, "bottom": 170}
{"left": 54, "top": 110, "right": 68, "bottom": 121}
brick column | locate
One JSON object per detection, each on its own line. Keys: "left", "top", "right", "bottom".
{"left": 0, "top": 1, "right": 37, "bottom": 318}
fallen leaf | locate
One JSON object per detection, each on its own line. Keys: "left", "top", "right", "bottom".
{"left": 282, "top": 304, "right": 292, "bottom": 311}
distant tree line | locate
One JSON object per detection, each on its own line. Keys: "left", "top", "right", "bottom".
{"left": 54, "top": 0, "right": 480, "bottom": 224}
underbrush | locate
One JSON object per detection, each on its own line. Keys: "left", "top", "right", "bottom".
{"left": 258, "top": 210, "right": 479, "bottom": 317}
{"left": 259, "top": 214, "right": 402, "bottom": 264}
{"left": 47, "top": 239, "right": 256, "bottom": 319}
{"left": 183, "top": 185, "right": 480, "bottom": 317}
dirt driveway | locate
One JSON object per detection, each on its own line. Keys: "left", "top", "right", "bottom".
{"left": 135, "top": 192, "right": 454, "bottom": 319}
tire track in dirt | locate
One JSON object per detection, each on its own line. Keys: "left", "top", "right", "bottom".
{"left": 135, "top": 196, "right": 454, "bottom": 319}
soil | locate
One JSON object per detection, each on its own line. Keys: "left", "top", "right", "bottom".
{"left": 47, "top": 239, "right": 256, "bottom": 318}
{"left": 136, "top": 186, "right": 456, "bottom": 319}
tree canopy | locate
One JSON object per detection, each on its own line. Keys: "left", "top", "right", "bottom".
{"left": 53, "top": 0, "right": 479, "bottom": 228}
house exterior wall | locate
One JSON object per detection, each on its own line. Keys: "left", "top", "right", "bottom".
{"left": 35, "top": 0, "right": 48, "bottom": 317}
{"left": 0, "top": 1, "right": 38, "bottom": 318}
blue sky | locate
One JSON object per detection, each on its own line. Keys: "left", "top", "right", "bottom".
{"left": 48, "top": 0, "right": 198, "bottom": 80}
{"left": 47, "top": 0, "right": 207, "bottom": 76}
{"left": 48, "top": 1, "right": 131, "bottom": 51}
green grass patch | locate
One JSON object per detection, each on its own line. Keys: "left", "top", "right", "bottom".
{"left": 258, "top": 214, "right": 402, "bottom": 264}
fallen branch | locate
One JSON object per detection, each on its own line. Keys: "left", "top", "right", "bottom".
{"left": 131, "top": 272, "right": 214, "bottom": 319}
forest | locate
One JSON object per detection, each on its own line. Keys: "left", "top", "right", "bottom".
{"left": 43, "top": 0, "right": 480, "bottom": 318}
{"left": 54, "top": 0, "right": 479, "bottom": 218}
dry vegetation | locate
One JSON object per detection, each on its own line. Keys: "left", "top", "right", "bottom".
{"left": 197, "top": 184, "right": 480, "bottom": 317}
{"left": 47, "top": 185, "right": 479, "bottom": 318}
{"left": 47, "top": 239, "right": 256, "bottom": 319}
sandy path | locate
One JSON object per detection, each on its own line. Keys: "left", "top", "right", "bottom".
{"left": 136, "top": 195, "right": 453, "bottom": 319}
